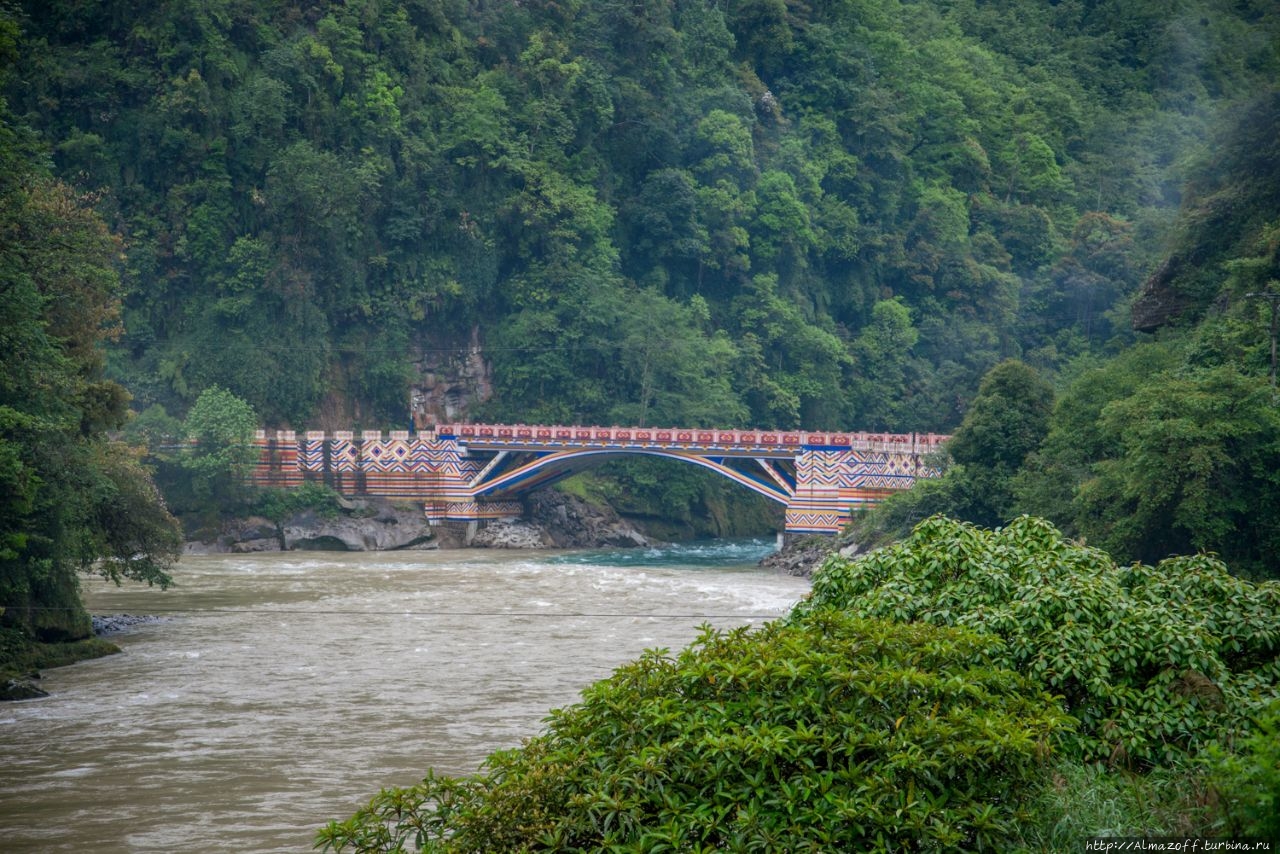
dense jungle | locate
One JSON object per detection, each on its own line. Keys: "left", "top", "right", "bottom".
{"left": 2, "top": 0, "right": 1279, "bottom": 848}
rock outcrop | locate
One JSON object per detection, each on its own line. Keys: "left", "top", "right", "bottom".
{"left": 409, "top": 325, "right": 493, "bottom": 429}
{"left": 525, "top": 490, "right": 655, "bottom": 548}
{"left": 187, "top": 497, "right": 439, "bottom": 554}
{"left": 759, "top": 534, "right": 866, "bottom": 578}
{"left": 188, "top": 490, "right": 655, "bottom": 553}
{"left": 467, "top": 491, "right": 656, "bottom": 548}
{"left": 468, "top": 518, "right": 551, "bottom": 548}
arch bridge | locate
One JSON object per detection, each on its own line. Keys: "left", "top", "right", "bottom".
{"left": 249, "top": 423, "right": 947, "bottom": 535}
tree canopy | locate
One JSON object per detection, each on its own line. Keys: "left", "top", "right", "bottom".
{"left": 0, "top": 85, "right": 179, "bottom": 640}
{"left": 5, "top": 0, "right": 1276, "bottom": 438}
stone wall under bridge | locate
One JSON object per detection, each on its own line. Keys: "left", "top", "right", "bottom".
{"left": 247, "top": 425, "right": 948, "bottom": 536}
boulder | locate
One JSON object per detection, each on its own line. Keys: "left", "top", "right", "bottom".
{"left": 525, "top": 490, "right": 656, "bottom": 548}
{"left": 469, "top": 518, "right": 550, "bottom": 548}
{"left": 1, "top": 677, "right": 47, "bottom": 701}
{"left": 758, "top": 534, "right": 865, "bottom": 577}
{"left": 281, "top": 501, "right": 437, "bottom": 551}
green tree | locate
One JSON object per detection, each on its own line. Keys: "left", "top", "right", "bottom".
{"left": 181, "top": 386, "right": 259, "bottom": 507}
{"left": 0, "top": 101, "right": 179, "bottom": 641}
{"left": 1076, "top": 366, "right": 1280, "bottom": 577}
{"left": 849, "top": 298, "right": 922, "bottom": 429}
{"left": 855, "top": 359, "right": 1053, "bottom": 541}
{"left": 796, "top": 515, "right": 1280, "bottom": 767}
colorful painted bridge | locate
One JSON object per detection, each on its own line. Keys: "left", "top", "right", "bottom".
{"left": 249, "top": 424, "right": 948, "bottom": 535}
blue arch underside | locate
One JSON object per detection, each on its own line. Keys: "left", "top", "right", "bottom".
{"left": 469, "top": 448, "right": 793, "bottom": 505}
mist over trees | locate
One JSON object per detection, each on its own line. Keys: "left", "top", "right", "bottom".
{"left": 3, "top": 1, "right": 1279, "bottom": 577}
{"left": 7, "top": 0, "right": 1276, "bottom": 434}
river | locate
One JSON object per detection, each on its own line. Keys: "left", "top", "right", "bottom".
{"left": 0, "top": 541, "right": 810, "bottom": 852}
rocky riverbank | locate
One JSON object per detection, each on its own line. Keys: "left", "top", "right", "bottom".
{"left": 187, "top": 489, "right": 656, "bottom": 554}
{"left": 0, "top": 617, "right": 147, "bottom": 701}
{"left": 760, "top": 533, "right": 866, "bottom": 577}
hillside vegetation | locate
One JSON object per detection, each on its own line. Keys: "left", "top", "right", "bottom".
{"left": 7, "top": 0, "right": 1276, "bottom": 435}
{"left": 8, "top": 0, "right": 1280, "bottom": 564}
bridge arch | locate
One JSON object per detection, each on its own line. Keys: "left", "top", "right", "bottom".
{"left": 470, "top": 447, "right": 794, "bottom": 506}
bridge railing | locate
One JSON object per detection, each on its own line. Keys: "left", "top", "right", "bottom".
{"left": 249, "top": 425, "right": 951, "bottom": 454}
{"left": 436, "top": 423, "right": 949, "bottom": 454}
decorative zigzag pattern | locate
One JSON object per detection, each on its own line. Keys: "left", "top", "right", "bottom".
{"left": 251, "top": 428, "right": 943, "bottom": 536}
{"left": 851, "top": 474, "right": 916, "bottom": 489}
{"left": 330, "top": 439, "right": 358, "bottom": 472}
{"left": 298, "top": 440, "right": 324, "bottom": 472}
{"left": 785, "top": 510, "right": 844, "bottom": 532}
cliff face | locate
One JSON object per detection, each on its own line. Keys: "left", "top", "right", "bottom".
{"left": 410, "top": 327, "right": 493, "bottom": 429}
{"left": 1132, "top": 93, "right": 1280, "bottom": 333}
{"left": 1130, "top": 252, "right": 1213, "bottom": 333}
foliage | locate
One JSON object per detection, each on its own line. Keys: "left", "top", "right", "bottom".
{"left": 793, "top": 515, "right": 1280, "bottom": 768}
{"left": 1017, "top": 338, "right": 1280, "bottom": 579}
{"left": 1077, "top": 365, "right": 1280, "bottom": 572}
{"left": 181, "top": 385, "right": 260, "bottom": 506}
{"left": 851, "top": 359, "right": 1054, "bottom": 543}
{"left": 7, "top": 0, "right": 1275, "bottom": 439}
{"left": 317, "top": 614, "right": 1072, "bottom": 853}
{"left": 252, "top": 482, "right": 343, "bottom": 524}
{"left": 0, "top": 88, "right": 179, "bottom": 640}
{"left": 1206, "top": 698, "right": 1280, "bottom": 840}
{"left": 1, "top": 622, "right": 121, "bottom": 699}
{"left": 1017, "top": 757, "right": 1215, "bottom": 847}
{"left": 1131, "top": 90, "right": 1280, "bottom": 330}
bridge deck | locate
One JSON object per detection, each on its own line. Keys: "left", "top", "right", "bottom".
{"left": 441, "top": 423, "right": 947, "bottom": 456}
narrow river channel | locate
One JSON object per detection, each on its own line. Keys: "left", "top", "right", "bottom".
{"left": 0, "top": 541, "right": 810, "bottom": 852}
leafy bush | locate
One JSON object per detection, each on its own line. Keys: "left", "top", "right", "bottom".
{"left": 1207, "top": 698, "right": 1280, "bottom": 840}
{"left": 252, "top": 482, "right": 344, "bottom": 523}
{"left": 317, "top": 614, "right": 1072, "bottom": 853}
{"left": 793, "top": 515, "right": 1280, "bottom": 767}
{"left": 1018, "top": 757, "right": 1215, "bottom": 847}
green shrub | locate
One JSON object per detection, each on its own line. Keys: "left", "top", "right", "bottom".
{"left": 252, "top": 482, "right": 344, "bottom": 523}
{"left": 317, "top": 614, "right": 1073, "bottom": 853}
{"left": 1207, "top": 698, "right": 1280, "bottom": 840}
{"left": 1018, "top": 758, "right": 1215, "bottom": 847}
{"left": 793, "top": 515, "right": 1280, "bottom": 767}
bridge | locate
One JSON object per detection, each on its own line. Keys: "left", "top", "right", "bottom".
{"left": 248, "top": 423, "right": 947, "bottom": 536}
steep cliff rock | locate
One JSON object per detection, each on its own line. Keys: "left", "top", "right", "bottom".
{"left": 526, "top": 490, "right": 655, "bottom": 548}
{"left": 410, "top": 326, "right": 493, "bottom": 428}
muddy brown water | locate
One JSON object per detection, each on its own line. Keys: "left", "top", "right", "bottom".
{"left": 0, "top": 544, "right": 808, "bottom": 852}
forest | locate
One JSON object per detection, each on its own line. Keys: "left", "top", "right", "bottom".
{"left": 4, "top": 0, "right": 1280, "bottom": 564}
{"left": 2, "top": 0, "right": 1279, "bottom": 846}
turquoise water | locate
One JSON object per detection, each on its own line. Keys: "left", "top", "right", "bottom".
{"left": 549, "top": 537, "right": 780, "bottom": 568}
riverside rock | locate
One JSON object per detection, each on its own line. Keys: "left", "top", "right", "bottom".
{"left": 188, "top": 498, "right": 438, "bottom": 553}
{"left": 190, "top": 490, "right": 655, "bottom": 553}
{"left": 759, "top": 534, "right": 865, "bottom": 578}
{"left": 525, "top": 490, "right": 655, "bottom": 549}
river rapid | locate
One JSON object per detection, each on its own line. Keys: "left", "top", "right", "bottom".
{"left": 0, "top": 541, "right": 809, "bottom": 852}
